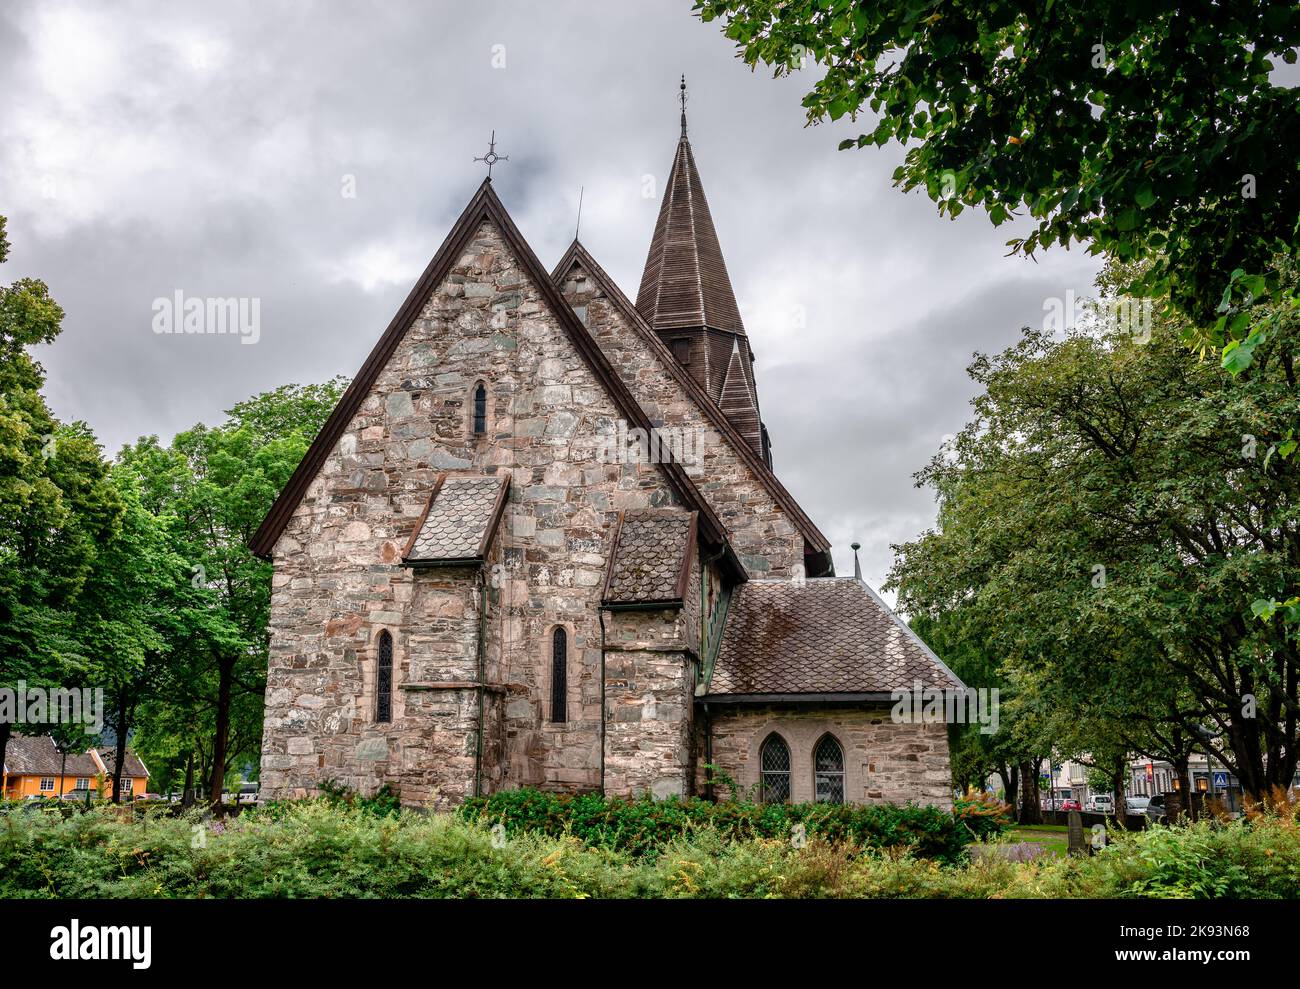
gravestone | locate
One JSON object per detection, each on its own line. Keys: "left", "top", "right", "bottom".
{"left": 1067, "top": 809, "right": 1086, "bottom": 857}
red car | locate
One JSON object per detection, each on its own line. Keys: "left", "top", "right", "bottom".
{"left": 1058, "top": 799, "right": 1082, "bottom": 811}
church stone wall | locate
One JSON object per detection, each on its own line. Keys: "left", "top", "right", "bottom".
{"left": 601, "top": 552, "right": 702, "bottom": 798}
{"left": 260, "top": 218, "right": 694, "bottom": 807}
{"left": 559, "top": 266, "right": 805, "bottom": 578}
{"left": 700, "top": 704, "right": 953, "bottom": 809}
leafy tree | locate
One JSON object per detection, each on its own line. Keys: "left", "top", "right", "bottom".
{"left": 890, "top": 269, "right": 1300, "bottom": 801}
{"left": 0, "top": 216, "right": 124, "bottom": 776}
{"left": 907, "top": 609, "right": 1050, "bottom": 822}
{"left": 120, "top": 378, "right": 345, "bottom": 803}
{"left": 696, "top": 1, "right": 1300, "bottom": 368}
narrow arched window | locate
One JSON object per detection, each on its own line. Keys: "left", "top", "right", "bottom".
{"left": 813, "top": 734, "right": 844, "bottom": 804}
{"left": 550, "top": 627, "right": 567, "bottom": 723}
{"left": 473, "top": 382, "right": 487, "bottom": 435}
{"left": 759, "top": 733, "right": 790, "bottom": 803}
{"left": 376, "top": 630, "right": 393, "bottom": 723}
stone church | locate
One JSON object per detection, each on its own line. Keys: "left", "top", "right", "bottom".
{"left": 253, "top": 96, "right": 961, "bottom": 809}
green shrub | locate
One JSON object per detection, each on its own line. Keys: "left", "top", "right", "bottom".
{"left": 459, "top": 788, "right": 979, "bottom": 864}
{"left": 0, "top": 797, "right": 1295, "bottom": 899}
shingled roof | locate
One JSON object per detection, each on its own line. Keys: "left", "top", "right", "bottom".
{"left": 402, "top": 473, "right": 510, "bottom": 565}
{"left": 602, "top": 509, "right": 697, "bottom": 607}
{"left": 2, "top": 735, "right": 102, "bottom": 777}
{"left": 95, "top": 747, "right": 150, "bottom": 779}
{"left": 704, "top": 578, "right": 964, "bottom": 699}
{"left": 636, "top": 130, "right": 745, "bottom": 336}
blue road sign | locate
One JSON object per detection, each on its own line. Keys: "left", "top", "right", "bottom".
{"left": 1213, "top": 771, "right": 1229, "bottom": 788}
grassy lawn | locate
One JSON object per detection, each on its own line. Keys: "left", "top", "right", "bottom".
{"left": 1007, "top": 825, "right": 1070, "bottom": 858}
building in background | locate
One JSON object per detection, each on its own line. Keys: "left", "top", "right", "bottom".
{"left": 1, "top": 735, "right": 150, "bottom": 800}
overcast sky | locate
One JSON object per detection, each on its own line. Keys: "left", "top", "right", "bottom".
{"left": 0, "top": 0, "right": 1104, "bottom": 596}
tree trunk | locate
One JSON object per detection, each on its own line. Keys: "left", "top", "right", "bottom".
{"left": 1111, "top": 761, "right": 1127, "bottom": 829}
{"left": 208, "top": 657, "right": 234, "bottom": 806}
{"left": 1173, "top": 755, "right": 1192, "bottom": 822}
{"left": 110, "top": 692, "right": 129, "bottom": 805}
{"left": 181, "top": 750, "right": 195, "bottom": 807}
{"left": 1018, "top": 759, "right": 1043, "bottom": 825}
{"left": 997, "top": 762, "right": 1019, "bottom": 815}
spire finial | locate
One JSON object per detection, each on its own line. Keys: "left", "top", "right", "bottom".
{"left": 679, "top": 74, "right": 688, "bottom": 137}
{"left": 851, "top": 542, "right": 863, "bottom": 581}
{"left": 473, "top": 130, "right": 508, "bottom": 180}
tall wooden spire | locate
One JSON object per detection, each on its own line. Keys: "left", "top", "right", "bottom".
{"left": 636, "top": 78, "right": 766, "bottom": 461}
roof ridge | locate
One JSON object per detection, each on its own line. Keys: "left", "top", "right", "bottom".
{"left": 551, "top": 240, "right": 831, "bottom": 557}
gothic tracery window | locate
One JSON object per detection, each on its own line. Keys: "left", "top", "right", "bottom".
{"left": 376, "top": 630, "right": 393, "bottom": 724}
{"left": 550, "top": 627, "right": 567, "bottom": 723}
{"left": 814, "top": 733, "right": 844, "bottom": 804}
{"left": 759, "top": 733, "right": 790, "bottom": 803}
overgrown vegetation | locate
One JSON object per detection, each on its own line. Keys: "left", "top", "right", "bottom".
{"left": 2, "top": 796, "right": 1297, "bottom": 899}
{"left": 458, "top": 788, "right": 999, "bottom": 864}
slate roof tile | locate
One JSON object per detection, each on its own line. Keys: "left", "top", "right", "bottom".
{"left": 603, "top": 509, "right": 696, "bottom": 606}
{"left": 707, "top": 578, "right": 963, "bottom": 696}
{"left": 404, "top": 474, "right": 509, "bottom": 563}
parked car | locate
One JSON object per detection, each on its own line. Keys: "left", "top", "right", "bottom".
{"left": 1125, "top": 796, "right": 1150, "bottom": 816}
{"left": 1058, "top": 798, "right": 1082, "bottom": 811}
{"left": 1088, "top": 794, "right": 1114, "bottom": 812}
{"left": 1145, "top": 793, "right": 1168, "bottom": 822}
{"left": 236, "top": 782, "right": 260, "bottom": 804}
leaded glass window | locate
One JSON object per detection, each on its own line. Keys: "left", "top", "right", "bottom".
{"left": 760, "top": 734, "right": 790, "bottom": 803}
{"left": 550, "top": 627, "right": 567, "bottom": 723}
{"left": 814, "top": 734, "right": 844, "bottom": 804}
{"left": 473, "top": 382, "right": 487, "bottom": 434}
{"left": 376, "top": 630, "right": 393, "bottom": 723}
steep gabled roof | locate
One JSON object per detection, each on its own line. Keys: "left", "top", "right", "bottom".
{"left": 551, "top": 240, "right": 832, "bottom": 561}
{"left": 635, "top": 134, "right": 745, "bottom": 336}
{"left": 703, "top": 578, "right": 964, "bottom": 699}
{"left": 249, "top": 179, "right": 743, "bottom": 582}
{"left": 402, "top": 473, "right": 510, "bottom": 566}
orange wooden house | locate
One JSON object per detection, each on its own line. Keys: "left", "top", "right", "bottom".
{"left": 1, "top": 734, "right": 150, "bottom": 800}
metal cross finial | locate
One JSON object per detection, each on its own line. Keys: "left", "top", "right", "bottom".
{"left": 474, "top": 130, "right": 508, "bottom": 180}
{"left": 679, "top": 74, "right": 689, "bottom": 137}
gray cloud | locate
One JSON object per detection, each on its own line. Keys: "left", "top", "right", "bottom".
{"left": 0, "top": 0, "right": 1101, "bottom": 599}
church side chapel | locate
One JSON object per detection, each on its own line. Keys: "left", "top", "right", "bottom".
{"left": 253, "top": 85, "right": 961, "bottom": 809}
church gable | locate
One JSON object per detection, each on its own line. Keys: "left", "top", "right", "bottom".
{"left": 257, "top": 186, "right": 734, "bottom": 804}
{"left": 251, "top": 181, "right": 736, "bottom": 570}
{"left": 555, "top": 244, "right": 830, "bottom": 578}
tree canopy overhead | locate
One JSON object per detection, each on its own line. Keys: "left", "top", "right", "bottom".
{"left": 696, "top": 1, "right": 1300, "bottom": 363}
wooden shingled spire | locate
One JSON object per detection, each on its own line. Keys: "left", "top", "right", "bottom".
{"left": 635, "top": 77, "right": 765, "bottom": 458}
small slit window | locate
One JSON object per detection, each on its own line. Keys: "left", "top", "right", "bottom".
{"left": 814, "top": 734, "right": 844, "bottom": 804}
{"left": 376, "top": 630, "right": 393, "bottom": 723}
{"left": 670, "top": 338, "right": 692, "bottom": 364}
{"left": 759, "top": 734, "right": 790, "bottom": 803}
{"left": 550, "top": 627, "right": 567, "bottom": 723}
{"left": 473, "top": 382, "right": 487, "bottom": 435}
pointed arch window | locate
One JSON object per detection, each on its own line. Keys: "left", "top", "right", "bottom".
{"left": 759, "top": 733, "right": 790, "bottom": 803}
{"left": 550, "top": 627, "right": 567, "bottom": 723}
{"left": 813, "top": 734, "right": 844, "bottom": 804}
{"left": 376, "top": 630, "right": 393, "bottom": 724}
{"left": 472, "top": 382, "right": 487, "bottom": 435}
